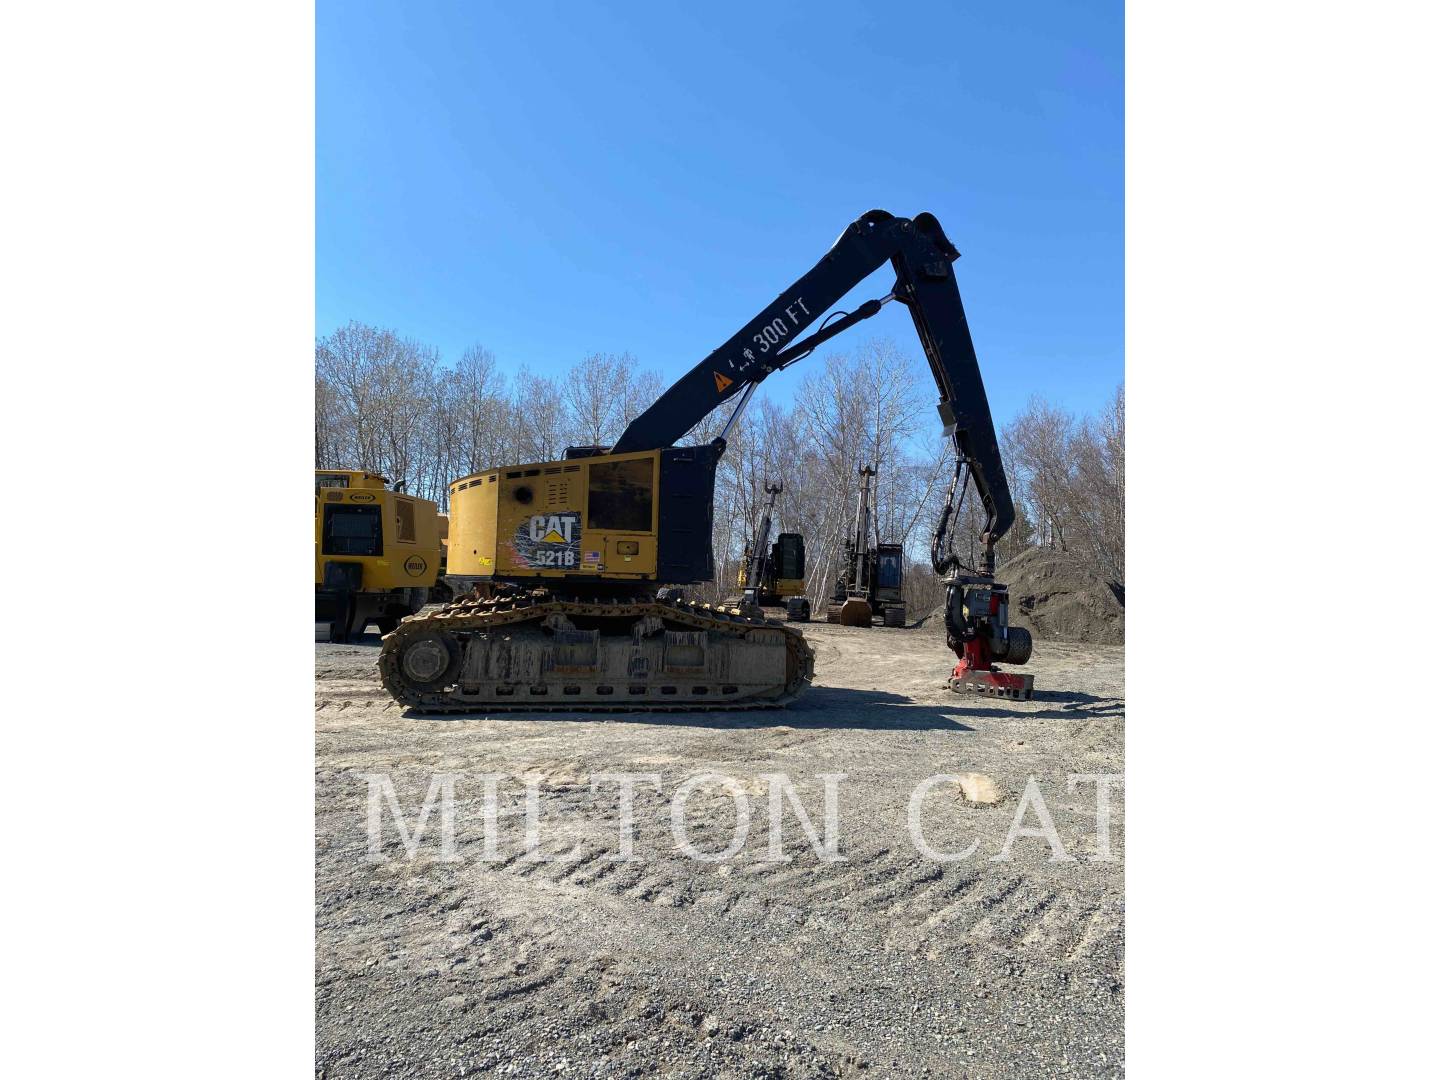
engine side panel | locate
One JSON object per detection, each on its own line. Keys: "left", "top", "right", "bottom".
{"left": 447, "top": 445, "right": 719, "bottom": 587}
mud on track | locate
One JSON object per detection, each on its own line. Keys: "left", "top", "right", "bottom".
{"left": 316, "top": 620, "right": 1124, "bottom": 1078}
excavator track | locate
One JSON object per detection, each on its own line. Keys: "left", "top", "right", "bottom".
{"left": 378, "top": 589, "right": 815, "bottom": 713}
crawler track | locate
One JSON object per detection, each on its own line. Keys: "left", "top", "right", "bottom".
{"left": 378, "top": 588, "right": 815, "bottom": 713}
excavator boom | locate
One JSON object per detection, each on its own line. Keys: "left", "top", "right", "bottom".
{"left": 613, "top": 210, "right": 1014, "bottom": 548}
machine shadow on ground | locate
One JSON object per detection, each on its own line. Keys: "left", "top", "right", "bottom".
{"left": 946, "top": 689, "right": 1126, "bottom": 722}
{"left": 1027, "top": 688, "right": 1126, "bottom": 716}
{"left": 405, "top": 685, "right": 1125, "bottom": 727}
{"left": 409, "top": 687, "right": 977, "bottom": 732}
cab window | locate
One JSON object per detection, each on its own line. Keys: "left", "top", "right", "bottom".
{"left": 323, "top": 505, "right": 383, "bottom": 557}
{"left": 587, "top": 459, "right": 653, "bottom": 532}
{"left": 877, "top": 552, "right": 902, "bottom": 589}
{"left": 395, "top": 498, "right": 416, "bottom": 543}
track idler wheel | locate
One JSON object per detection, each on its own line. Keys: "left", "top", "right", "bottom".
{"left": 393, "top": 631, "right": 463, "bottom": 691}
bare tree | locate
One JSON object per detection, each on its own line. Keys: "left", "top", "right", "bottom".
{"left": 315, "top": 372, "right": 345, "bottom": 469}
{"left": 448, "top": 344, "right": 511, "bottom": 477}
{"left": 1005, "top": 397, "right": 1076, "bottom": 550}
{"left": 560, "top": 352, "right": 628, "bottom": 447}
{"left": 620, "top": 365, "right": 667, "bottom": 434}
{"left": 1066, "top": 386, "right": 1124, "bottom": 585}
{"left": 512, "top": 371, "right": 565, "bottom": 463}
{"left": 316, "top": 321, "right": 396, "bottom": 472}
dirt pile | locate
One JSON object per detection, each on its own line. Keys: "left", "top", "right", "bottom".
{"left": 1002, "top": 547, "right": 1124, "bottom": 644}
{"left": 918, "top": 547, "right": 1125, "bottom": 645}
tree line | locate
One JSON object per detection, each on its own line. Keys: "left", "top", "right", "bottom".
{"left": 316, "top": 320, "right": 1123, "bottom": 611}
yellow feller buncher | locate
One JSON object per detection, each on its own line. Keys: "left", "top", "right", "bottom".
{"left": 378, "top": 210, "right": 1033, "bottom": 711}
{"left": 314, "top": 470, "right": 441, "bottom": 642}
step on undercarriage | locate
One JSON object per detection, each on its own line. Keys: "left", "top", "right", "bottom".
{"left": 378, "top": 589, "right": 815, "bottom": 713}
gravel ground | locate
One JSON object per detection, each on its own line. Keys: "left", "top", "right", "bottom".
{"left": 316, "top": 617, "right": 1124, "bottom": 1078}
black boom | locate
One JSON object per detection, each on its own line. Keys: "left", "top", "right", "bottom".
{"left": 610, "top": 210, "right": 1014, "bottom": 549}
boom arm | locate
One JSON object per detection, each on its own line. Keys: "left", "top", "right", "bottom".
{"left": 611, "top": 210, "right": 1015, "bottom": 550}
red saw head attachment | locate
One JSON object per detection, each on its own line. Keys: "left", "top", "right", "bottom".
{"left": 944, "top": 579, "right": 1034, "bottom": 700}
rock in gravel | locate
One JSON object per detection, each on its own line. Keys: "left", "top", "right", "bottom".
{"left": 953, "top": 772, "right": 1003, "bottom": 805}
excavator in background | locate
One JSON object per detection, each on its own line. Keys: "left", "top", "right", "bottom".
{"left": 732, "top": 482, "right": 810, "bottom": 622}
{"left": 379, "top": 209, "right": 1033, "bottom": 711}
{"left": 827, "top": 465, "right": 907, "bottom": 628}
{"left": 315, "top": 470, "right": 441, "bottom": 642}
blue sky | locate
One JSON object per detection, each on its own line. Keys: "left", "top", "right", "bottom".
{"left": 317, "top": 1, "right": 1122, "bottom": 428}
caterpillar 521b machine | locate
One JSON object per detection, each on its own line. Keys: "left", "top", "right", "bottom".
{"left": 378, "top": 209, "right": 1033, "bottom": 711}
{"left": 733, "top": 482, "right": 810, "bottom": 622}
{"left": 314, "top": 470, "right": 441, "bottom": 642}
{"left": 827, "top": 465, "right": 907, "bottom": 628}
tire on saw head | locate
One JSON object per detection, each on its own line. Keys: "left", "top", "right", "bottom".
{"left": 994, "top": 625, "right": 1033, "bottom": 665}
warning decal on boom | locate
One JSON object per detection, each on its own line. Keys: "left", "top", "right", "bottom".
{"left": 713, "top": 371, "right": 734, "bottom": 393}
